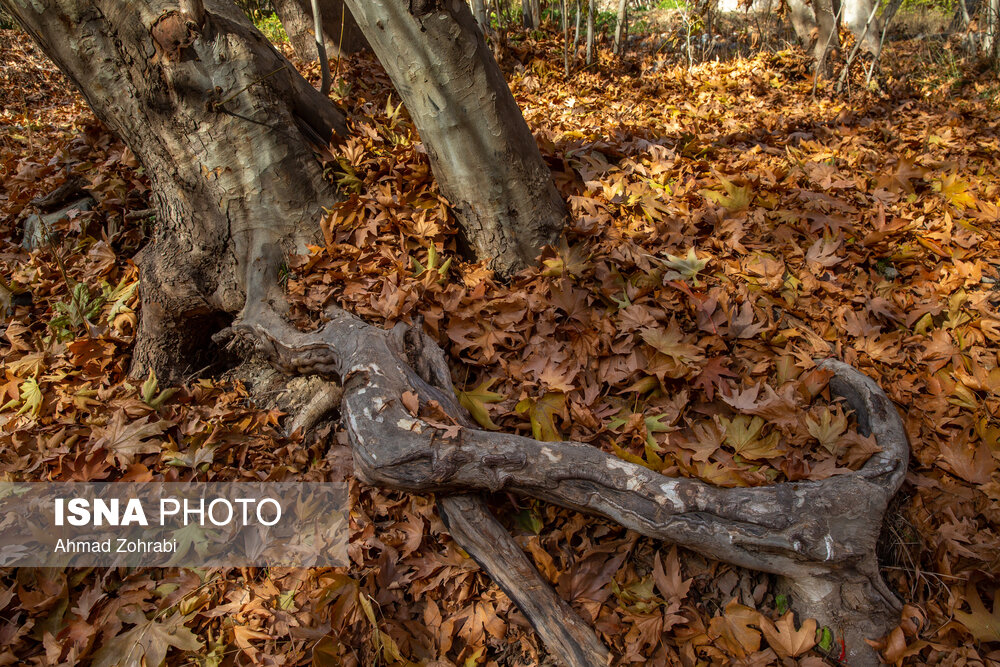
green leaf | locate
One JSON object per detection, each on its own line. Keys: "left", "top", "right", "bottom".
{"left": 456, "top": 379, "right": 505, "bottom": 430}
{"left": 656, "top": 248, "right": 709, "bottom": 284}
{"left": 775, "top": 593, "right": 789, "bottom": 615}
{"left": 15, "top": 377, "right": 43, "bottom": 417}
{"left": 516, "top": 392, "right": 565, "bottom": 441}
{"left": 700, "top": 174, "right": 751, "bottom": 211}
{"left": 817, "top": 626, "right": 834, "bottom": 652}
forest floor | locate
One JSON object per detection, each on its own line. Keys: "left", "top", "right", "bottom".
{"left": 1, "top": 19, "right": 999, "bottom": 667}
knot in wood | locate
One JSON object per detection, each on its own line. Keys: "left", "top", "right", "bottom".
{"left": 151, "top": 10, "right": 197, "bottom": 61}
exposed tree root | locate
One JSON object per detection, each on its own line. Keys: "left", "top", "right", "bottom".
{"left": 232, "top": 269, "right": 908, "bottom": 667}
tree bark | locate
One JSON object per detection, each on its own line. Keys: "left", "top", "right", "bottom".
{"left": 813, "top": 0, "right": 841, "bottom": 76}
{"left": 842, "top": 0, "right": 882, "bottom": 55}
{"left": 271, "top": 0, "right": 367, "bottom": 61}
{"left": 586, "top": 0, "right": 595, "bottom": 63}
{"left": 341, "top": 0, "right": 566, "bottom": 275}
{"left": 472, "top": 0, "right": 489, "bottom": 27}
{"left": 3, "top": 0, "right": 347, "bottom": 382}
{"left": 786, "top": 0, "right": 818, "bottom": 48}
{"left": 613, "top": 0, "right": 628, "bottom": 55}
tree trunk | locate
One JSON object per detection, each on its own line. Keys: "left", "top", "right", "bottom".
{"left": 842, "top": 0, "right": 882, "bottom": 55}
{"left": 272, "top": 0, "right": 367, "bottom": 60}
{"left": 341, "top": 0, "right": 566, "bottom": 275}
{"left": 813, "top": 0, "right": 841, "bottom": 76}
{"left": 613, "top": 0, "right": 627, "bottom": 55}
{"left": 472, "top": 0, "right": 489, "bottom": 27}
{"left": 787, "top": 0, "right": 819, "bottom": 48}
{"left": 522, "top": 0, "right": 535, "bottom": 27}
{"left": 586, "top": 0, "right": 595, "bottom": 63}
{"left": 573, "top": 0, "right": 582, "bottom": 50}
{"left": 6, "top": 2, "right": 908, "bottom": 665}
{"left": 4, "top": 0, "right": 347, "bottom": 382}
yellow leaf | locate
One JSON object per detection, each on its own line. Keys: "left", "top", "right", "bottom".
{"left": 516, "top": 392, "right": 564, "bottom": 441}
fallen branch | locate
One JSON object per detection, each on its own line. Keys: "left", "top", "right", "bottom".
{"left": 230, "top": 247, "right": 907, "bottom": 665}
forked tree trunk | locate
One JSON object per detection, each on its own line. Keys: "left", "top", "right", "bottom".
{"left": 342, "top": 0, "right": 566, "bottom": 275}
{"left": 271, "top": 0, "right": 367, "bottom": 61}
{"left": 4, "top": 0, "right": 346, "bottom": 380}
{"left": 6, "top": 1, "right": 907, "bottom": 665}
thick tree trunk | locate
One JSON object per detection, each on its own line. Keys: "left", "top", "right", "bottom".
{"left": 843, "top": 0, "right": 882, "bottom": 55}
{"left": 271, "top": 0, "right": 367, "bottom": 60}
{"left": 786, "top": 0, "right": 818, "bottom": 48}
{"left": 3, "top": 0, "right": 346, "bottom": 382}
{"left": 342, "top": 0, "right": 566, "bottom": 275}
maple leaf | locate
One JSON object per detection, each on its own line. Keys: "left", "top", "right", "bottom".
{"left": 91, "top": 410, "right": 170, "bottom": 466}
{"left": 805, "top": 235, "right": 842, "bottom": 269}
{"left": 516, "top": 392, "right": 565, "bottom": 441}
{"left": 641, "top": 321, "right": 705, "bottom": 367}
{"left": 806, "top": 406, "right": 848, "bottom": 454}
{"left": 13, "top": 377, "right": 42, "bottom": 417}
{"left": 933, "top": 173, "right": 976, "bottom": 209}
{"left": 692, "top": 357, "right": 737, "bottom": 400}
{"left": 654, "top": 248, "right": 710, "bottom": 285}
{"left": 719, "top": 415, "right": 783, "bottom": 460}
{"left": 700, "top": 174, "right": 751, "bottom": 212}
{"left": 91, "top": 609, "right": 201, "bottom": 667}
{"left": 954, "top": 585, "right": 1000, "bottom": 643}
{"left": 708, "top": 599, "right": 761, "bottom": 657}
{"left": 938, "top": 438, "right": 995, "bottom": 485}
{"left": 720, "top": 383, "right": 762, "bottom": 412}
{"left": 456, "top": 379, "right": 504, "bottom": 430}
{"left": 652, "top": 546, "right": 692, "bottom": 603}
{"left": 759, "top": 611, "right": 817, "bottom": 658}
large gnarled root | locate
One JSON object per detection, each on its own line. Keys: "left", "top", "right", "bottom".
{"left": 235, "top": 292, "right": 907, "bottom": 666}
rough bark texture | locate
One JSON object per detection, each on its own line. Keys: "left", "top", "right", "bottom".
{"left": 2, "top": 0, "right": 347, "bottom": 383}
{"left": 271, "top": 0, "right": 368, "bottom": 61}
{"left": 613, "top": 0, "right": 628, "bottom": 55}
{"left": 342, "top": 0, "right": 566, "bottom": 276}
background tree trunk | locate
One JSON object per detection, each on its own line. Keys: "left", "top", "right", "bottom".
{"left": 472, "top": 0, "right": 489, "bottom": 27}
{"left": 813, "top": 0, "right": 841, "bottom": 75}
{"left": 522, "top": 0, "right": 535, "bottom": 27}
{"left": 586, "top": 0, "right": 595, "bottom": 63}
{"left": 843, "top": 0, "right": 882, "bottom": 55}
{"left": 342, "top": 0, "right": 566, "bottom": 275}
{"left": 613, "top": 0, "right": 628, "bottom": 55}
{"left": 787, "top": 0, "right": 819, "bottom": 48}
{"left": 272, "top": 0, "right": 367, "bottom": 61}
